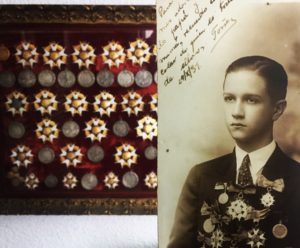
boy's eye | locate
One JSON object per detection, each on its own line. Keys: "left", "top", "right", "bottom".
{"left": 224, "top": 96, "right": 234, "bottom": 102}
{"left": 246, "top": 97, "right": 258, "bottom": 104}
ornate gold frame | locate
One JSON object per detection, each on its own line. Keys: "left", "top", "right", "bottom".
{"left": 0, "top": 5, "right": 156, "bottom": 24}
{"left": 0, "top": 5, "right": 157, "bottom": 215}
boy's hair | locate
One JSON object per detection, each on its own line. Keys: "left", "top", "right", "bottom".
{"left": 224, "top": 55, "right": 288, "bottom": 102}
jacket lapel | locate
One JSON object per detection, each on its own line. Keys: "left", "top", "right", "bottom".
{"left": 261, "top": 145, "right": 288, "bottom": 181}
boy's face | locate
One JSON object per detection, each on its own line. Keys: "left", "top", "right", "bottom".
{"left": 223, "top": 69, "right": 277, "bottom": 149}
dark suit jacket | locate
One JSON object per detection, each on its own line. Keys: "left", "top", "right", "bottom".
{"left": 168, "top": 146, "right": 300, "bottom": 248}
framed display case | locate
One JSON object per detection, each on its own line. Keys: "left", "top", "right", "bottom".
{"left": 0, "top": 5, "right": 157, "bottom": 214}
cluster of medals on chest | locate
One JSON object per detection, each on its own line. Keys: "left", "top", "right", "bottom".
{"left": 197, "top": 180, "right": 287, "bottom": 248}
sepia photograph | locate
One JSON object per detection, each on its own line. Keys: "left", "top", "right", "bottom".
{"left": 158, "top": 1, "right": 300, "bottom": 247}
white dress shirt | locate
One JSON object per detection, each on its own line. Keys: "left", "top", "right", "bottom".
{"left": 235, "top": 140, "right": 276, "bottom": 184}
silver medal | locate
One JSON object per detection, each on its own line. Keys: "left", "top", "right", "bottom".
{"left": 154, "top": 71, "right": 157, "bottom": 84}
{"left": 117, "top": 69, "right": 134, "bottom": 87}
{"left": 38, "top": 69, "right": 56, "bottom": 87}
{"left": 62, "top": 120, "right": 80, "bottom": 138}
{"left": 81, "top": 173, "right": 98, "bottom": 190}
{"left": 57, "top": 70, "right": 76, "bottom": 88}
{"left": 122, "top": 171, "right": 139, "bottom": 189}
{"left": 8, "top": 121, "right": 25, "bottom": 139}
{"left": 96, "top": 69, "right": 114, "bottom": 87}
{"left": 87, "top": 145, "right": 105, "bottom": 163}
{"left": 144, "top": 145, "right": 157, "bottom": 160}
{"left": 38, "top": 147, "right": 55, "bottom": 164}
{"left": 135, "top": 69, "right": 153, "bottom": 88}
{"left": 218, "top": 192, "right": 229, "bottom": 204}
{"left": 113, "top": 120, "right": 129, "bottom": 137}
{"left": 261, "top": 192, "right": 275, "bottom": 207}
{"left": 203, "top": 218, "right": 215, "bottom": 233}
{"left": 18, "top": 69, "right": 36, "bottom": 88}
{"left": 44, "top": 174, "right": 58, "bottom": 188}
{"left": 78, "top": 69, "right": 95, "bottom": 88}
{"left": 0, "top": 71, "right": 16, "bottom": 88}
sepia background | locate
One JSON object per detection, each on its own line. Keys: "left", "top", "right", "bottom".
{"left": 158, "top": 1, "right": 300, "bottom": 247}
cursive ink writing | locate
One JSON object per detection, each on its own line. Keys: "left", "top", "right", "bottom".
{"left": 181, "top": 47, "right": 204, "bottom": 70}
{"left": 220, "top": 0, "right": 235, "bottom": 12}
{"left": 190, "top": 29, "right": 205, "bottom": 52}
{"left": 211, "top": 18, "right": 237, "bottom": 52}
{"left": 160, "top": 41, "right": 182, "bottom": 63}
{"left": 161, "top": 56, "right": 177, "bottom": 75}
{"left": 159, "top": 18, "right": 172, "bottom": 33}
{"left": 158, "top": 0, "right": 174, "bottom": 18}
{"left": 184, "top": 4, "right": 207, "bottom": 37}
{"left": 164, "top": 76, "right": 174, "bottom": 87}
{"left": 179, "top": 62, "right": 201, "bottom": 85}
{"left": 171, "top": 9, "right": 189, "bottom": 41}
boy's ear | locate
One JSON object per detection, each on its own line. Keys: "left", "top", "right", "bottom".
{"left": 272, "top": 100, "right": 286, "bottom": 121}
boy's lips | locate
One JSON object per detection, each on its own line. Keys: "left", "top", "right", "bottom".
{"left": 231, "top": 123, "right": 246, "bottom": 127}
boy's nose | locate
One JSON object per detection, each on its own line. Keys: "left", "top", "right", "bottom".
{"left": 232, "top": 101, "right": 244, "bottom": 118}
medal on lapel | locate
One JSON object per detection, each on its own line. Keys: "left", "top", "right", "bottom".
{"left": 203, "top": 218, "right": 215, "bottom": 233}
{"left": 218, "top": 183, "right": 229, "bottom": 205}
{"left": 272, "top": 220, "right": 288, "bottom": 239}
{"left": 260, "top": 188, "right": 275, "bottom": 207}
{"left": 227, "top": 192, "right": 249, "bottom": 221}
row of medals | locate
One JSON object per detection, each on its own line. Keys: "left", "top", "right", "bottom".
{"left": 199, "top": 183, "right": 288, "bottom": 247}
{"left": 0, "top": 68, "right": 157, "bottom": 88}
{"left": 9, "top": 166, "right": 157, "bottom": 191}
{"left": 7, "top": 129, "right": 157, "bottom": 191}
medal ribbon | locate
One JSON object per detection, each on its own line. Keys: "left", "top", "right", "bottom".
{"left": 227, "top": 183, "right": 256, "bottom": 194}
{"left": 257, "top": 175, "right": 285, "bottom": 192}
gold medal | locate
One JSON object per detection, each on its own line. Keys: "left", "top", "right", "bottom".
{"left": 0, "top": 44, "right": 10, "bottom": 61}
{"left": 218, "top": 192, "right": 229, "bottom": 204}
{"left": 203, "top": 218, "right": 215, "bottom": 233}
{"left": 272, "top": 223, "right": 288, "bottom": 239}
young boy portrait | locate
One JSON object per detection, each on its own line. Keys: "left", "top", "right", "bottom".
{"left": 168, "top": 56, "right": 300, "bottom": 248}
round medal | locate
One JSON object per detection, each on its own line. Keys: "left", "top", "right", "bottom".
{"left": 78, "top": 69, "right": 95, "bottom": 88}
{"left": 113, "top": 120, "right": 129, "bottom": 137}
{"left": 96, "top": 69, "right": 114, "bottom": 87}
{"left": 57, "top": 70, "right": 76, "bottom": 88}
{"left": 272, "top": 223, "right": 288, "bottom": 239}
{"left": 218, "top": 192, "right": 229, "bottom": 204}
{"left": 44, "top": 174, "right": 58, "bottom": 188}
{"left": 117, "top": 70, "right": 134, "bottom": 87}
{"left": 203, "top": 218, "right": 215, "bottom": 233}
{"left": 18, "top": 69, "right": 36, "bottom": 88}
{"left": 135, "top": 69, "right": 153, "bottom": 88}
{"left": 0, "top": 71, "right": 16, "bottom": 88}
{"left": 87, "top": 145, "right": 105, "bottom": 163}
{"left": 8, "top": 121, "right": 25, "bottom": 139}
{"left": 38, "top": 69, "right": 56, "bottom": 87}
{"left": 122, "top": 171, "right": 139, "bottom": 189}
{"left": 81, "top": 173, "right": 98, "bottom": 190}
{"left": 144, "top": 145, "right": 157, "bottom": 160}
{"left": 154, "top": 71, "right": 158, "bottom": 84}
{"left": 38, "top": 147, "right": 55, "bottom": 164}
{"left": 0, "top": 44, "right": 10, "bottom": 61}
{"left": 62, "top": 120, "right": 80, "bottom": 138}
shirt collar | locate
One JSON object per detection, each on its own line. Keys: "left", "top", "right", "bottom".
{"left": 235, "top": 140, "right": 276, "bottom": 183}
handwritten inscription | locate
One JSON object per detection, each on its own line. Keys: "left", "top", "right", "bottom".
{"left": 158, "top": 0, "right": 174, "bottom": 18}
{"left": 179, "top": 62, "right": 201, "bottom": 85}
{"left": 158, "top": 0, "right": 238, "bottom": 86}
{"left": 211, "top": 18, "right": 237, "bottom": 52}
{"left": 220, "top": 0, "right": 235, "bottom": 12}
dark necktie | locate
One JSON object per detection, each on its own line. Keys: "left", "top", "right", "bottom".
{"left": 238, "top": 154, "right": 253, "bottom": 187}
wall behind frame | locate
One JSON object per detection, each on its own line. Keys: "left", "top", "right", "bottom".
{"left": 0, "top": 1, "right": 157, "bottom": 248}
{"left": 158, "top": 2, "right": 300, "bottom": 247}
